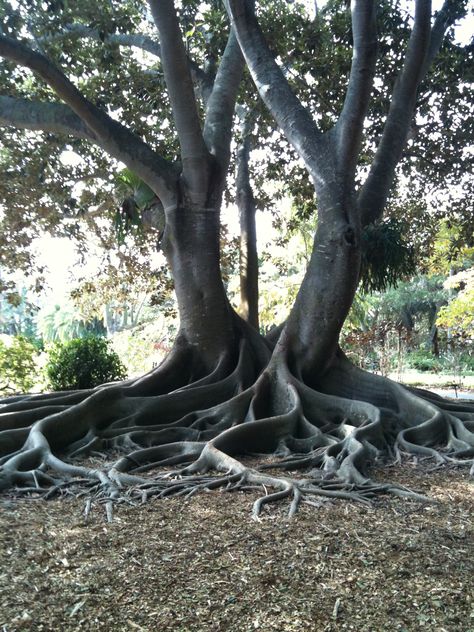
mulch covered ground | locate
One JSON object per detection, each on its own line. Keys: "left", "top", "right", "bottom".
{"left": 0, "top": 462, "right": 473, "bottom": 632}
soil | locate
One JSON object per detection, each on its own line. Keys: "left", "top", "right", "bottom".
{"left": 0, "top": 463, "right": 473, "bottom": 632}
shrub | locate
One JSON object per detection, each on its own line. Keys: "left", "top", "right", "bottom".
{"left": 459, "top": 352, "right": 474, "bottom": 373}
{"left": 0, "top": 335, "right": 38, "bottom": 394}
{"left": 405, "top": 350, "right": 442, "bottom": 373}
{"left": 46, "top": 336, "right": 127, "bottom": 390}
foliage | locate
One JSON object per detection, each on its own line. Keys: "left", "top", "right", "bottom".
{"left": 437, "top": 267, "right": 474, "bottom": 340}
{"left": 110, "top": 319, "right": 174, "bottom": 377}
{"left": 46, "top": 336, "right": 127, "bottom": 390}
{"left": 342, "top": 275, "right": 454, "bottom": 375}
{"left": 405, "top": 349, "right": 443, "bottom": 373}
{"left": 0, "top": 285, "right": 39, "bottom": 339}
{"left": 0, "top": 335, "right": 38, "bottom": 394}
{"left": 0, "top": 0, "right": 471, "bottom": 299}
{"left": 0, "top": 0, "right": 175, "bottom": 297}
{"left": 429, "top": 220, "right": 474, "bottom": 275}
{"left": 113, "top": 167, "right": 164, "bottom": 245}
{"left": 360, "top": 219, "right": 417, "bottom": 293}
{"left": 375, "top": 276, "right": 448, "bottom": 332}
{"left": 38, "top": 302, "right": 106, "bottom": 343}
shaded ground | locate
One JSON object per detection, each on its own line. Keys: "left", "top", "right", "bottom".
{"left": 0, "top": 462, "right": 473, "bottom": 632}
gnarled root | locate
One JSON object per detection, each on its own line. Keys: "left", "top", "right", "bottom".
{"left": 1, "top": 341, "right": 473, "bottom": 517}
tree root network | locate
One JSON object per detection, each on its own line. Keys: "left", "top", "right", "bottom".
{"left": 1, "top": 339, "right": 473, "bottom": 519}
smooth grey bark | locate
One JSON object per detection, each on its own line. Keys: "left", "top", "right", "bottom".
{"left": 149, "top": 0, "right": 211, "bottom": 204}
{"left": 236, "top": 115, "right": 259, "bottom": 330}
{"left": 147, "top": 0, "right": 247, "bottom": 365}
{"left": 358, "top": 0, "right": 454, "bottom": 226}
{"left": 162, "top": 206, "right": 236, "bottom": 362}
{"left": 0, "top": 96, "right": 95, "bottom": 139}
{"left": 226, "top": 0, "right": 375, "bottom": 370}
{"left": 228, "top": 0, "right": 459, "bottom": 377}
{"left": 282, "top": 186, "right": 361, "bottom": 380}
{"left": 203, "top": 29, "right": 245, "bottom": 172}
{"left": 335, "top": 0, "right": 377, "bottom": 179}
{"left": 1, "top": 1, "right": 473, "bottom": 513}
{"left": 358, "top": 1, "right": 431, "bottom": 225}
{"left": 225, "top": 0, "right": 324, "bottom": 180}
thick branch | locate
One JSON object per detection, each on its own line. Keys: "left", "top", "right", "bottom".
{"left": 358, "top": 0, "right": 433, "bottom": 225}
{"left": 336, "top": 0, "right": 377, "bottom": 177}
{"left": 226, "top": 0, "right": 324, "bottom": 181}
{"left": 203, "top": 29, "right": 245, "bottom": 171}
{"left": 0, "top": 35, "right": 177, "bottom": 206}
{"left": 38, "top": 24, "right": 162, "bottom": 57}
{"left": 0, "top": 96, "right": 94, "bottom": 139}
{"left": 37, "top": 23, "right": 213, "bottom": 104}
{"left": 148, "top": 0, "right": 209, "bottom": 186}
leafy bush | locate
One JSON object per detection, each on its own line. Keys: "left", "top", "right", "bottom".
{"left": 405, "top": 350, "right": 442, "bottom": 373}
{"left": 437, "top": 288, "right": 474, "bottom": 340}
{"left": 442, "top": 351, "right": 474, "bottom": 377}
{"left": 46, "top": 337, "right": 127, "bottom": 390}
{"left": 459, "top": 353, "right": 474, "bottom": 373}
{"left": 0, "top": 335, "right": 38, "bottom": 394}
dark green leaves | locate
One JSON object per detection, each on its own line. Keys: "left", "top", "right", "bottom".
{"left": 360, "top": 219, "right": 417, "bottom": 294}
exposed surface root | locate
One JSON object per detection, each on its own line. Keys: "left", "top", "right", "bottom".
{"left": 1, "top": 340, "right": 473, "bottom": 516}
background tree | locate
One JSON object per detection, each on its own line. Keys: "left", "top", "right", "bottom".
{"left": 0, "top": 0, "right": 473, "bottom": 515}
{"left": 0, "top": 336, "right": 38, "bottom": 395}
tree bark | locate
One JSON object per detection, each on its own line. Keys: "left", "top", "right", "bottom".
{"left": 162, "top": 201, "right": 237, "bottom": 366}
{"left": 236, "top": 126, "right": 259, "bottom": 331}
{"left": 1, "top": 0, "right": 473, "bottom": 515}
{"left": 279, "top": 181, "right": 361, "bottom": 382}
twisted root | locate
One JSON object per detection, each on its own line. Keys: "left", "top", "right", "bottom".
{"left": 1, "top": 341, "right": 473, "bottom": 517}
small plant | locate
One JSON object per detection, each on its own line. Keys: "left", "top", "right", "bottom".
{"left": 0, "top": 336, "right": 38, "bottom": 394}
{"left": 46, "top": 336, "right": 127, "bottom": 391}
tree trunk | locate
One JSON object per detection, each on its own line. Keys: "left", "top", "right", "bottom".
{"left": 163, "top": 204, "right": 234, "bottom": 352}
{"left": 279, "top": 184, "right": 361, "bottom": 383}
{"left": 1, "top": 0, "right": 473, "bottom": 514}
{"left": 236, "top": 133, "right": 259, "bottom": 331}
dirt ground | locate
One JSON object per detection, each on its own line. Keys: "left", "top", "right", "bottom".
{"left": 0, "top": 463, "right": 473, "bottom": 632}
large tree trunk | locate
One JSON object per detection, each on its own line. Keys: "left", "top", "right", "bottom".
{"left": 1, "top": 183, "right": 473, "bottom": 511}
{"left": 281, "top": 184, "right": 361, "bottom": 382}
{"left": 163, "top": 205, "right": 236, "bottom": 364}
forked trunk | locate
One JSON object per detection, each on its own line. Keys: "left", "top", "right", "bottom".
{"left": 278, "top": 186, "right": 361, "bottom": 383}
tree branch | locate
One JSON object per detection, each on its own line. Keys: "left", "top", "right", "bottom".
{"left": 37, "top": 23, "right": 214, "bottom": 103}
{"left": 358, "top": 0, "right": 433, "bottom": 226}
{"left": 38, "top": 24, "right": 162, "bottom": 57}
{"left": 336, "top": 0, "right": 377, "bottom": 178}
{"left": 0, "top": 35, "right": 177, "bottom": 207}
{"left": 422, "top": 0, "right": 465, "bottom": 74}
{"left": 203, "top": 28, "right": 245, "bottom": 172}
{"left": 0, "top": 95, "right": 95, "bottom": 139}
{"left": 148, "top": 0, "right": 209, "bottom": 187}
{"left": 226, "top": 0, "right": 324, "bottom": 181}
